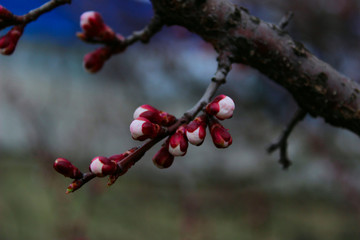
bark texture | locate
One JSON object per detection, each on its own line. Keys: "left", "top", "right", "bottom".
{"left": 151, "top": 0, "right": 360, "bottom": 136}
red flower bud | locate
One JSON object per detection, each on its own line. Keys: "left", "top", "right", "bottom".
{"left": 0, "top": 25, "right": 24, "bottom": 55}
{"left": 206, "top": 95, "right": 235, "bottom": 120}
{"left": 209, "top": 119, "right": 232, "bottom": 148}
{"left": 107, "top": 147, "right": 140, "bottom": 186}
{"left": 53, "top": 158, "right": 83, "bottom": 179}
{"left": 80, "top": 11, "right": 115, "bottom": 41}
{"left": 158, "top": 111, "right": 177, "bottom": 126}
{"left": 153, "top": 146, "right": 174, "bottom": 169}
{"left": 168, "top": 125, "right": 188, "bottom": 156}
{"left": 130, "top": 117, "right": 161, "bottom": 141}
{"left": 89, "top": 156, "right": 117, "bottom": 177}
{"left": 133, "top": 105, "right": 177, "bottom": 126}
{"left": 133, "top": 104, "right": 160, "bottom": 122}
{"left": 186, "top": 115, "right": 207, "bottom": 146}
{"left": 83, "top": 47, "right": 111, "bottom": 73}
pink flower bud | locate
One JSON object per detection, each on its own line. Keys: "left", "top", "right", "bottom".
{"left": 186, "top": 115, "right": 207, "bottom": 146}
{"left": 133, "top": 105, "right": 177, "bottom": 127}
{"left": 89, "top": 156, "right": 117, "bottom": 177}
{"left": 130, "top": 117, "right": 161, "bottom": 141}
{"left": 83, "top": 47, "right": 111, "bottom": 73}
{"left": 158, "top": 111, "right": 177, "bottom": 126}
{"left": 0, "top": 25, "right": 24, "bottom": 55}
{"left": 206, "top": 95, "right": 235, "bottom": 120}
{"left": 53, "top": 158, "right": 83, "bottom": 179}
{"left": 153, "top": 146, "right": 174, "bottom": 169}
{"left": 168, "top": 126, "right": 188, "bottom": 156}
{"left": 133, "top": 104, "right": 160, "bottom": 122}
{"left": 80, "top": 11, "right": 115, "bottom": 41}
{"left": 209, "top": 119, "right": 232, "bottom": 148}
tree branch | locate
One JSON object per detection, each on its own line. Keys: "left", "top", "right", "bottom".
{"left": 267, "top": 109, "right": 307, "bottom": 169}
{"left": 150, "top": 0, "right": 360, "bottom": 137}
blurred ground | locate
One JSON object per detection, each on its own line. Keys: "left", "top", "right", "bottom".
{"left": 1, "top": 0, "right": 360, "bottom": 239}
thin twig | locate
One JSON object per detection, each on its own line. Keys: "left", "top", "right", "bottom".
{"left": 267, "top": 108, "right": 307, "bottom": 169}
{"left": 125, "top": 15, "right": 163, "bottom": 45}
{"left": 184, "top": 52, "right": 232, "bottom": 120}
{"left": 79, "top": 15, "right": 163, "bottom": 47}
{"left": 0, "top": 0, "right": 71, "bottom": 30}
{"left": 278, "top": 11, "right": 294, "bottom": 30}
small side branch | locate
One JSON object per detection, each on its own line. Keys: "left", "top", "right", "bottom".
{"left": 185, "top": 52, "right": 232, "bottom": 120}
{"left": 125, "top": 15, "right": 163, "bottom": 45}
{"left": 267, "top": 108, "right": 307, "bottom": 169}
{"left": 278, "top": 11, "right": 294, "bottom": 30}
{"left": 0, "top": 0, "right": 71, "bottom": 30}
{"left": 79, "top": 14, "right": 164, "bottom": 72}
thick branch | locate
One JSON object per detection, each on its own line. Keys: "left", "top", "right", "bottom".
{"left": 150, "top": 0, "right": 360, "bottom": 137}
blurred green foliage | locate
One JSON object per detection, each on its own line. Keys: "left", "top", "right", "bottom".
{"left": 1, "top": 157, "right": 359, "bottom": 240}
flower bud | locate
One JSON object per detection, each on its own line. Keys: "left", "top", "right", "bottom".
{"left": 130, "top": 117, "right": 161, "bottom": 141}
{"left": 83, "top": 47, "right": 111, "bottom": 73}
{"left": 133, "top": 104, "right": 160, "bottom": 122}
{"left": 209, "top": 119, "right": 232, "bottom": 148}
{"left": 53, "top": 158, "right": 83, "bottom": 179}
{"left": 80, "top": 11, "right": 115, "bottom": 41}
{"left": 153, "top": 146, "right": 174, "bottom": 169}
{"left": 89, "top": 156, "right": 117, "bottom": 177}
{"left": 186, "top": 115, "right": 207, "bottom": 146}
{"left": 158, "top": 111, "right": 177, "bottom": 126}
{"left": 107, "top": 147, "right": 142, "bottom": 186}
{"left": 206, "top": 95, "right": 235, "bottom": 120}
{"left": 133, "top": 105, "right": 177, "bottom": 126}
{"left": 168, "top": 126, "right": 188, "bottom": 156}
{"left": 0, "top": 25, "right": 24, "bottom": 55}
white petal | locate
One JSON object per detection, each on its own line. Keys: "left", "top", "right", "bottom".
{"left": 186, "top": 128, "right": 203, "bottom": 145}
{"left": 133, "top": 106, "right": 148, "bottom": 119}
{"left": 217, "top": 96, "right": 235, "bottom": 119}
{"left": 129, "top": 119, "right": 146, "bottom": 139}
{"left": 169, "top": 144, "right": 185, "bottom": 156}
{"left": 90, "top": 158, "right": 104, "bottom": 175}
{"left": 80, "top": 11, "right": 96, "bottom": 28}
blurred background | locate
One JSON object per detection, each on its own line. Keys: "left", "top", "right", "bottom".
{"left": 1, "top": 0, "right": 360, "bottom": 239}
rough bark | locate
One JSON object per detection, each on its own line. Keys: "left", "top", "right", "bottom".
{"left": 150, "top": 0, "right": 360, "bottom": 136}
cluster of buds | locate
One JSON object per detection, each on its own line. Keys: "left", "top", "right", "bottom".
{"left": 205, "top": 94, "right": 235, "bottom": 148}
{"left": 54, "top": 95, "right": 235, "bottom": 193}
{"left": 54, "top": 147, "right": 141, "bottom": 193}
{"left": 0, "top": 5, "right": 24, "bottom": 56}
{"left": 130, "top": 105, "right": 177, "bottom": 140}
{"left": 131, "top": 95, "right": 235, "bottom": 169}
{"left": 78, "top": 11, "right": 126, "bottom": 73}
